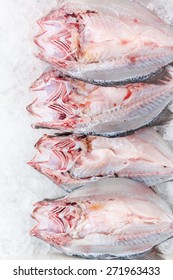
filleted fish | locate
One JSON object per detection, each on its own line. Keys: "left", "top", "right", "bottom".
{"left": 27, "top": 67, "right": 173, "bottom": 136}
{"left": 31, "top": 178, "right": 173, "bottom": 259}
{"left": 34, "top": 0, "right": 173, "bottom": 86}
{"left": 28, "top": 128, "right": 173, "bottom": 191}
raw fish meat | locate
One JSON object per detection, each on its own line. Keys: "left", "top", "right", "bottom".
{"left": 34, "top": 0, "right": 173, "bottom": 86}
{"left": 31, "top": 178, "right": 173, "bottom": 259}
{"left": 27, "top": 67, "right": 173, "bottom": 137}
{"left": 28, "top": 128, "right": 173, "bottom": 191}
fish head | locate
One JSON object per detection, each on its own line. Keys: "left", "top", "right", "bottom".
{"left": 27, "top": 69, "right": 80, "bottom": 127}
{"left": 28, "top": 135, "right": 83, "bottom": 186}
{"left": 30, "top": 199, "right": 81, "bottom": 247}
{"left": 34, "top": 8, "right": 79, "bottom": 66}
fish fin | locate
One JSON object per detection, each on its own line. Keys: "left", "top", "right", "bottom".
{"left": 80, "top": 106, "right": 173, "bottom": 137}
{"left": 55, "top": 0, "right": 66, "bottom": 9}
{"left": 137, "top": 248, "right": 164, "bottom": 260}
{"left": 151, "top": 107, "right": 173, "bottom": 127}
{"left": 53, "top": 132, "right": 73, "bottom": 137}
{"left": 68, "top": 66, "right": 172, "bottom": 87}
{"left": 85, "top": 130, "right": 137, "bottom": 138}
{"left": 66, "top": 246, "right": 165, "bottom": 260}
{"left": 135, "top": 127, "right": 173, "bottom": 169}
{"left": 66, "top": 177, "right": 159, "bottom": 202}
{"left": 79, "top": 107, "right": 173, "bottom": 138}
{"left": 145, "top": 67, "right": 172, "bottom": 85}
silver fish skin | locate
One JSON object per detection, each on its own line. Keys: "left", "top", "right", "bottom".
{"left": 30, "top": 178, "right": 173, "bottom": 259}
{"left": 27, "top": 67, "right": 173, "bottom": 136}
{"left": 34, "top": 0, "right": 173, "bottom": 86}
{"left": 28, "top": 128, "right": 173, "bottom": 191}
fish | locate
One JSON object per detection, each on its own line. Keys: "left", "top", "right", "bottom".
{"left": 28, "top": 128, "right": 173, "bottom": 191}
{"left": 27, "top": 67, "right": 173, "bottom": 137}
{"left": 30, "top": 178, "right": 173, "bottom": 259}
{"left": 34, "top": 0, "right": 173, "bottom": 86}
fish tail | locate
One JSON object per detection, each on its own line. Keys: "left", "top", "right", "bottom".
{"left": 151, "top": 107, "right": 173, "bottom": 127}
{"left": 137, "top": 248, "right": 165, "bottom": 260}
{"left": 145, "top": 66, "right": 173, "bottom": 85}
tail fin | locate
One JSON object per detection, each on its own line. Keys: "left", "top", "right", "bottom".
{"left": 137, "top": 248, "right": 165, "bottom": 260}
{"left": 146, "top": 66, "right": 172, "bottom": 85}
{"left": 151, "top": 107, "right": 173, "bottom": 127}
